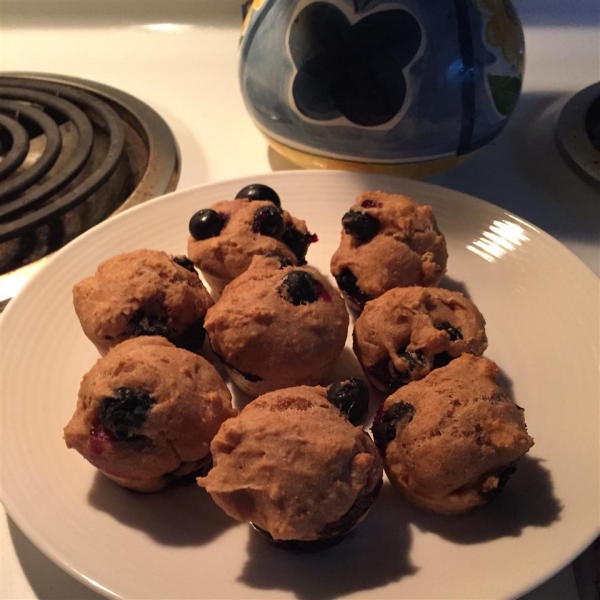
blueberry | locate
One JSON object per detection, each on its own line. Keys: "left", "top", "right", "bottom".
{"left": 326, "top": 378, "right": 369, "bottom": 426}
{"left": 334, "top": 267, "right": 372, "bottom": 308}
{"left": 128, "top": 308, "right": 169, "bottom": 337}
{"left": 398, "top": 349, "right": 425, "bottom": 369}
{"left": 371, "top": 401, "right": 416, "bottom": 452}
{"left": 265, "top": 252, "right": 294, "bottom": 269}
{"left": 278, "top": 270, "right": 323, "bottom": 305}
{"left": 236, "top": 183, "right": 281, "bottom": 208}
{"left": 282, "top": 225, "right": 314, "bottom": 264}
{"left": 252, "top": 205, "right": 284, "bottom": 237}
{"left": 98, "top": 387, "right": 155, "bottom": 441}
{"left": 342, "top": 210, "right": 379, "bottom": 242}
{"left": 171, "top": 255, "right": 196, "bottom": 273}
{"left": 435, "top": 321, "right": 463, "bottom": 341}
{"left": 189, "top": 209, "right": 225, "bottom": 240}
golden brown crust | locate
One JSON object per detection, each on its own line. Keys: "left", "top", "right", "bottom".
{"left": 204, "top": 255, "right": 349, "bottom": 396}
{"left": 73, "top": 249, "right": 213, "bottom": 355}
{"left": 330, "top": 191, "right": 448, "bottom": 299}
{"left": 377, "top": 354, "right": 533, "bottom": 514}
{"left": 354, "top": 286, "right": 488, "bottom": 391}
{"left": 198, "top": 386, "right": 383, "bottom": 540}
{"left": 63, "top": 337, "right": 236, "bottom": 491}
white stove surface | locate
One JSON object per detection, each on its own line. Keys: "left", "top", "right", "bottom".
{"left": 1, "top": 1, "right": 598, "bottom": 599}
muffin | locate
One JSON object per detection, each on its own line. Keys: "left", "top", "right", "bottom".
{"left": 372, "top": 354, "right": 534, "bottom": 514}
{"left": 187, "top": 183, "right": 317, "bottom": 295}
{"left": 63, "top": 337, "right": 236, "bottom": 492}
{"left": 73, "top": 249, "right": 213, "bottom": 355}
{"left": 330, "top": 190, "right": 448, "bottom": 310}
{"left": 198, "top": 384, "right": 382, "bottom": 549}
{"left": 353, "top": 286, "right": 487, "bottom": 393}
{"left": 204, "top": 254, "right": 349, "bottom": 397}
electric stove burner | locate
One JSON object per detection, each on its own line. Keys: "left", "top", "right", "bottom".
{"left": 0, "top": 73, "right": 180, "bottom": 308}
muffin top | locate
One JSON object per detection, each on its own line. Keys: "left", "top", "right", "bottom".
{"left": 198, "top": 385, "right": 383, "bottom": 540}
{"left": 330, "top": 191, "right": 448, "bottom": 307}
{"left": 73, "top": 249, "right": 213, "bottom": 354}
{"left": 187, "top": 197, "right": 315, "bottom": 283}
{"left": 372, "top": 354, "right": 534, "bottom": 514}
{"left": 204, "top": 255, "right": 349, "bottom": 386}
{"left": 354, "top": 286, "right": 487, "bottom": 391}
{"left": 64, "top": 336, "right": 236, "bottom": 481}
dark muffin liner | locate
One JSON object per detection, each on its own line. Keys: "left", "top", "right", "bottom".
{"left": 250, "top": 476, "right": 383, "bottom": 552}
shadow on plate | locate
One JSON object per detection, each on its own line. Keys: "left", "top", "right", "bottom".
{"left": 438, "top": 275, "right": 471, "bottom": 298}
{"left": 87, "top": 471, "right": 236, "bottom": 546}
{"left": 400, "top": 456, "right": 562, "bottom": 544}
{"left": 238, "top": 483, "right": 417, "bottom": 600}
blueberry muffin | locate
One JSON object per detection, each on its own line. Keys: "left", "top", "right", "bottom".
{"left": 63, "top": 337, "right": 236, "bottom": 492}
{"left": 372, "top": 354, "right": 534, "bottom": 514}
{"left": 353, "top": 286, "right": 487, "bottom": 393}
{"left": 198, "top": 384, "right": 382, "bottom": 549}
{"left": 73, "top": 249, "right": 213, "bottom": 356}
{"left": 330, "top": 191, "right": 448, "bottom": 310}
{"left": 204, "top": 254, "right": 349, "bottom": 397}
{"left": 187, "top": 183, "right": 317, "bottom": 295}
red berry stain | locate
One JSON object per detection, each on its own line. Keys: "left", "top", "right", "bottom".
{"left": 89, "top": 423, "right": 115, "bottom": 457}
{"left": 361, "top": 200, "right": 382, "bottom": 208}
{"left": 320, "top": 287, "right": 332, "bottom": 302}
{"left": 308, "top": 233, "right": 319, "bottom": 243}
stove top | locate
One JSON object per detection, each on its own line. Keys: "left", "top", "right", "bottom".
{"left": 0, "top": 73, "right": 180, "bottom": 308}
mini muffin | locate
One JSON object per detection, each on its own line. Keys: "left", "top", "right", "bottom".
{"left": 330, "top": 190, "right": 448, "bottom": 310}
{"left": 73, "top": 249, "right": 213, "bottom": 356}
{"left": 354, "top": 286, "right": 487, "bottom": 393}
{"left": 198, "top": 384, "right": 382, "bottom": 549}
{"left": 187, "top": 183, "right": 317, "bottom": 294}
{"left": 372, "top": 354, "right": 534, "bottom": 514}
{"left": 204, "top": 254, "right": 349, "bottom": 397}
{"left": 63, "top": 337, "right": 236, "bottom": 492}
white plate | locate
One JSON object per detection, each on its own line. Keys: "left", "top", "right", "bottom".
{"left": 1, "top": 171, "right": 598, "bottom": 600}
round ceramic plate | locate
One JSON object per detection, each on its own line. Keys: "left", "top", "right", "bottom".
{"left": 1, "top": 171, "right": 598, "bottom": 600}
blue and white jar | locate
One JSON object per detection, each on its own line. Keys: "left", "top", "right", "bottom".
{"left": 240, "top": 0, "right": 524, "bottom": 174}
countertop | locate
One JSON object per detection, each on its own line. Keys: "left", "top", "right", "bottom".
{"left": 1, "top": 1, "right": 598, "bottom": 598}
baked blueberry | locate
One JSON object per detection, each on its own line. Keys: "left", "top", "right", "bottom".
{"left": 189, "top": 209, "right": 225, "bottom": 240}
{"left": 371, "top": 400, "right": 415, "bottom": 452}
{"left": 98, "top": 387, "right": 155, "bottom": 441}
{"left": 342, "top": 210, "right": 379, "bottom": 242}
{"left": 252, "top": 205, "right": 284, "bottom": 237}
{"left": 282, "top": 225, "right": 315, "bottom": 264}
{"left": 236, "top": 183, "right": 281, "bottom": 208}
{"left": 171, "top": 255, "right": 196, "bottom": 273}
{"left": 127, "top": 307, "right": 170, "bottom": 338}
{"left": 278, "top": 270, "right": 324, "bottom": 305}
{"left": 435, "top": 321, "right": 463, "bottom": 341}
{"left": 326, "top": 378, "right": 369, "bottom": 426}
{"left": 334, "top": 267, "right": 372, "bottom": 309}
